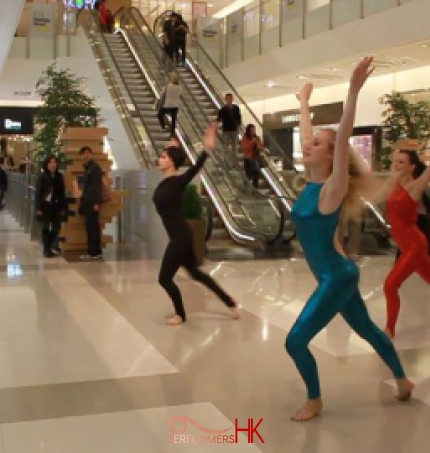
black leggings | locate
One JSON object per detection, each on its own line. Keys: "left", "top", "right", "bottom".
{"left": 158, "top": 241, "right": 235, "bottom": 321}
{"left": 158, "top": 107, "right": 178, "bottom": 138}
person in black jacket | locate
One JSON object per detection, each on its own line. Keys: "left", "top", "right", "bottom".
{"left": 35, "top": 155, "right": 67, "bottom": 258}
{"left": 216, "top": 93, "right": 242, "bottom": 167}
{"left": 0, "top": 157, "right": 8, "bottom": 210}
{"left": 174, "top": 14, "right": 189, "bottom": 66}
{"left": 79, "top": 146, "right": 103, "bottom": 260}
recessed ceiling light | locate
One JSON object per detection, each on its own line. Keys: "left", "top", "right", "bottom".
{"left": 298, "top": 75, "right": 310, "bottom": 80}
{"left": 266, "top": 81, "right": 274, "bottom": 88}
{"left": 421, "top": 43, "right": 429, "bottom": 48}
{"left": 327, "top": 67, "right": 339, "bottom": 72}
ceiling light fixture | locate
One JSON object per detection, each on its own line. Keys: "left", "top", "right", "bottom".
{"left": 421, "top": 43, "right": 429, "bottom": 48}
{"left": 266, "top": 81, "right": 275, "bottom": 88}
{"left": 298, "top": 75, "right": 310, "bottom": 80}
{"left": 327, "top": 67, "right": 339, "bottom": 72}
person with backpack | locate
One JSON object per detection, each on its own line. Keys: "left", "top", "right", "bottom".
{"left": 382, "top": 149, "right": 430, "bottom": 338}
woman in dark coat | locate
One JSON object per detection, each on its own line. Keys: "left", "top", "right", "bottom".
{"left": 35, "top": 155, "right": 67, "bottom": 258}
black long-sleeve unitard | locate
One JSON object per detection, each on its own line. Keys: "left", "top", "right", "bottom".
{"left": 153, "top": 151, "right": 235, "bottom": 321}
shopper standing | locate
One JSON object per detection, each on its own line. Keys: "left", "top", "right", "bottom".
{"left": 216, "top": 93, "right": 242, "bottom": 166}
{"left": 35, "top": 155, "right": 66, "bottom": 258}
{"left": 79, "top": 146, "right": 103, "bottom": 260}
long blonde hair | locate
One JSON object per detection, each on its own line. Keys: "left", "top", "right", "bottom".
{"left": 324, "top": 128, "right": 377, "bottom": 219}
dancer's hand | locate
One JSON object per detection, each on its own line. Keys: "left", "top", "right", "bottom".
{"left": 204, "top": 124, "right": 217, "bottom": 152}
{"left": 350, "top": 57, "right": 374, "bottom": 93}
{"left": 296, "top": 83, "right": 313, "bottom": 103}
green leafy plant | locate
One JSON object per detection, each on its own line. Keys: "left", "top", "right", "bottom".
{"left": 182, "top": 184, "right": 203, "bottom": 219}
{"left": 378, "top": 92, "right": 430, "bottom": 169}
{"left": 33, "top": 63, "right": 101, "bottom": 171}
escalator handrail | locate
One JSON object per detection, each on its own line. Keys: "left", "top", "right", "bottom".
{"left": 148, "top": 8, "right": 297, "bottom": 173}
{"left": 77, "top": 9, "right": 153, "bottom": 168}
{"left": 114, "top": 11, "right": 286, "bottom": 245}
{"left": 124, "top": 8, "right": 287, "bottom": 206}
{"left": 119, "top": 10, "right": 275, "bottom": 202}
{"left": 128, "top": 7, "right": 297, "bottom": 209}
{"left": 117, "top": 26, "right": 285, "bottom": 244}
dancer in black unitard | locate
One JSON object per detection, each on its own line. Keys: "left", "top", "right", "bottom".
{"left": 153, "top": 126, "right": 240, "bottom": 326}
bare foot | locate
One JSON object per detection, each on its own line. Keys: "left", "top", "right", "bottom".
{"left": 165, "top": 315, "right": 184, "bottom": 326}
{"left": 396, "top": 378, "right": 414, "bottom": 402}
{"left": 384, "top": 327, "right": 394, "bottom": 339}
{"left": 291, "top": 399, "right": 323, "bottom": 422}
{"left": 229, "top": 299, "right": 240, "bottom": 319}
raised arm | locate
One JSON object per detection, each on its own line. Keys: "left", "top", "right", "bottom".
{"left": 177, "top": 124, "right": 216, "bottom": 188}
{"left": 324, "top": 57, "right": 374, "bottom": 206}
{"left": 296, "top": 83, "right": 314, "bottom": 149}
{"left": 410, "top": 166, "right": 430, "bottom": 200}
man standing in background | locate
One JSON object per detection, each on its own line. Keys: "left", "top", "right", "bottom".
{"left": 216, "top": 93, "right": 242, "bottom": 166}
{"left": 0, "top": 157, "right": 8, "bottom": 210}
{"left": 79, "top": 146, "right": 103, "bottom": 260}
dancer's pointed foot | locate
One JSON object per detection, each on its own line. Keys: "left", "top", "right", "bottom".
{"left": 229, "top": 299, "right": 240, "bottom": 319}
{"left": 291, "top": 399, "right": 323, "bottom": 422}
{"left": 384, "top": 327, "right": 394, "bottom": 339}
{"left": 165, "top": 315, "right": 184, "bottom": 326}
{"left": 396, "top": 378, "right": 414, "bottom": 402}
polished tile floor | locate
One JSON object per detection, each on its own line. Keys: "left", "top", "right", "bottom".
{"left": 1, "top": 212, "right": 430, "bottom": 452}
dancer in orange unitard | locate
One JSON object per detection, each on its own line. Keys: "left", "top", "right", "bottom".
{"left": 384, "top": 150, "right": 430, "bottom": 338}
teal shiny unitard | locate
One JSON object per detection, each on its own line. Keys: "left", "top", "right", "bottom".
{"left": 287, "top": 182, "right": 405, "bottom": 400}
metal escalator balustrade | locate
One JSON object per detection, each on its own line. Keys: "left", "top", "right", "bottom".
{"left": 112, "top": 7, "right": 283, "bottom": 247}
{"left": 82, "top": 8, "right": 286, "bottom": 247}
{"left": 128, "top": 7, "right": 297, "bottom": 215}
{"left": 77, "top": 9, "right": 153, "bottom": 168}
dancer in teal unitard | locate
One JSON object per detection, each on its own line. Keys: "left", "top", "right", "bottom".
{"left": 286, "top": 58, "right": 413, "bottom": 422}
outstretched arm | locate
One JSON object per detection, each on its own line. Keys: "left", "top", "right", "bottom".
{"left": 410, "top": 166, "right": 430, "bottom": 200}
{"left": 177, "top": 124, "right": 217, "bottom": 188}
{"left": 296, "top": 83, "right": 314, "bottom": 149}
{"left": 323, "top": 57, "right": 374, "bottom": 209}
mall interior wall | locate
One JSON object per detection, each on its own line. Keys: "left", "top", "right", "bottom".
{"left": 223, "top": 0, "right": 429, "bottom": 92}
{"left": 245, "top": 64, "right": 430, "bottom": 133}
{"left": 0, "top": 0, "right": 26, "bottom": 78}
{"left": 3, "top": 32, "right": 141, "bottom": 170}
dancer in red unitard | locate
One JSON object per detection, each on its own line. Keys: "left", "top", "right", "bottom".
{"left": 383, "top": 149, "right": 430, "bottom": 338}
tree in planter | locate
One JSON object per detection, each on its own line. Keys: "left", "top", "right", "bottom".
{"left": 378, "top": 92, "right": 430, "bottom": 169}
{"left": 33, "top": 63, "right": 101, "bottom": 171}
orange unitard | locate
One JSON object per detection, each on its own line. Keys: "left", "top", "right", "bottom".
{"left": 384, "top": 184, "right": 430, "bottom": 335}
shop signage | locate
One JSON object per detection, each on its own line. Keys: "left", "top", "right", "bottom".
{"left": 29, "top": 4, "right": 54, "bottom": 38}
{"left": 0, "top": 108, "right": 36, "bottom": 135}
{"left": 63, "top": 0, "right": 96, "bottom": 8}
{"left": 263, "top": 102, "right": 343, "bottom": 129}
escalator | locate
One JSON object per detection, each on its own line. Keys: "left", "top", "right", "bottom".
{"left": 145, "top": 8, "right": 393, "bottom": 248}
{"left": 78, "top": 9, "right": 287, "bottom": 250}
{"left": 115, "top": 7, "right": 297, "bottom": 245}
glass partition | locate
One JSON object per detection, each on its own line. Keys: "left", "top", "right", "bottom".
{"left": 332, "top": 0, "right": 361, "bottom": 28}
{"left": 243, "top": 0, "right": 260, "bottom": 61}
{"left": 305, "top": 1, "right": 330, "bottom": 37}
{"left": 261, "top": 0, "right": 280, "bottom": 53}
{"left": 363, "top": 0, "right": 398, "bottom": 16}
{"left": 226, "top": 10, "right": 244, "bottom": 66}
{"left": 281, "top": 0, "right": 303, "bottom": 46}
{"left": 219, "top": 0, "right": 409, "bottom": 67}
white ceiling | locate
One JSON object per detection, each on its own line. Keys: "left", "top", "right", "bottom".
{"left": 237, "top": 37, "right": 430, "bottom": 102}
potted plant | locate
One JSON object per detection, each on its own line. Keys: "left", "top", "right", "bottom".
{"left": 378, "top": 91, "right": 430, "bottom": 169}
{"left": 182, "top": 184, "right": 206, "bottom": 266}
{"left": 33, "top": 62, "right": 101, "bottom": 171}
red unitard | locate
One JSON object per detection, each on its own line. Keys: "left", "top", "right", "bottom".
{"left": 384, "top": 184, "right": 430, "bottom": 335}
